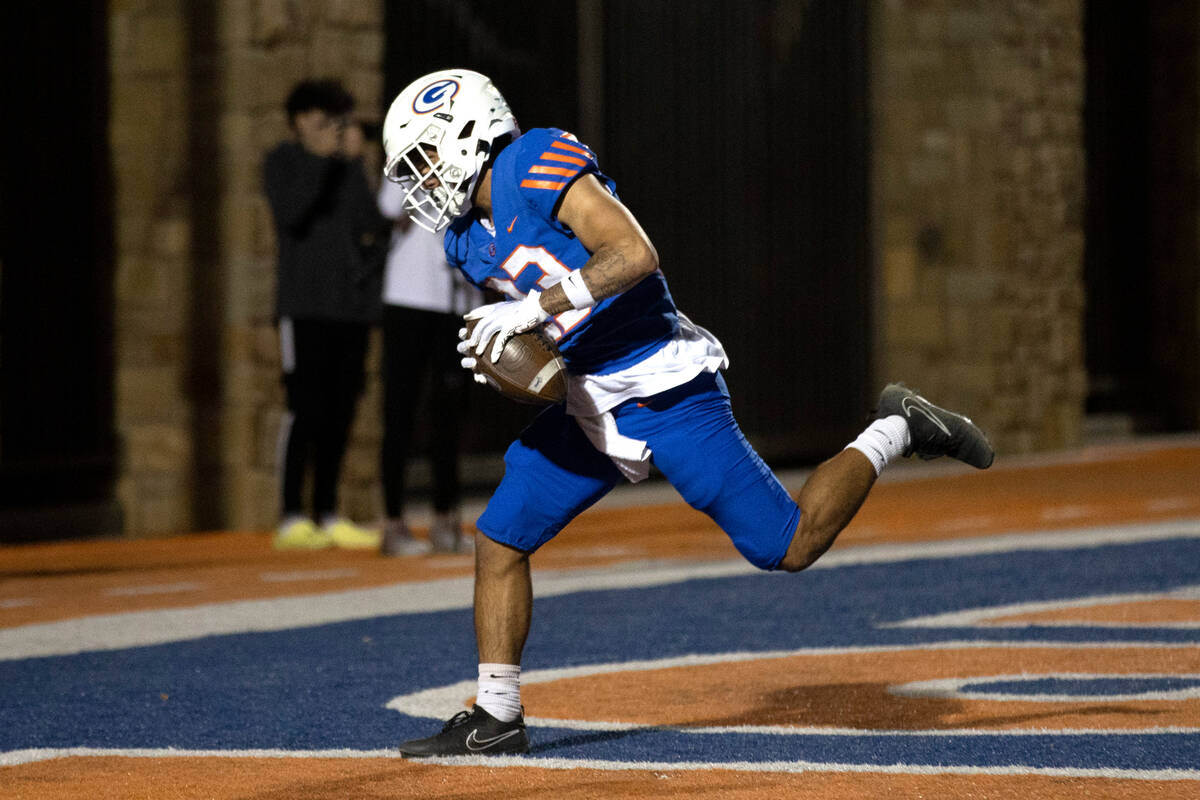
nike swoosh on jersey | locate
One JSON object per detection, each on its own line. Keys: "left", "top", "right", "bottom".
{"left": 465, "top": 728, "right": 523, "bottom": 751}
{"left": 507, "top": 215, "right": 518, "bottom": 232}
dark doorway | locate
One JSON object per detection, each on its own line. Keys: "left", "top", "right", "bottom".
{"left": 0, "top": 4, "right": 120, "bottom": 540}
{"left": 1084, "top": 1, "right": 1200, "bottom": 433}
{"left": 602, "top": 0, "right": 872, "bottom": 462}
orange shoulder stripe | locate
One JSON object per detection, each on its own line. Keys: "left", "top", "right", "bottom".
{"left": 551, "top": 140, "right": 592, "bottom": 157}
{"left": 540, "top": 151, "right": 588, "bottom": 167}
{"left": 521, "top": 178, "right": 568, "bottom": 190}
{"left": 529, "top": 165, "right": 579, "bottom": 177}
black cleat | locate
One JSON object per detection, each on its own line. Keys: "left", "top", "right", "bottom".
{"left": 398, "top": 705, "right": 530, "bottom": 758}
{"left": 877, "top": 383, "right": 995, "bottom": 469}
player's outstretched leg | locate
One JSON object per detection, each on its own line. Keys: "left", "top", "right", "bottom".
{"left": 780, "top": 383, "right": 994, "bottom": 572}
{"left": 876, "top": 383, "right": 995, "bottom": 469}
{"left": 397, "top": 704, "right": 530, "bottom": 758}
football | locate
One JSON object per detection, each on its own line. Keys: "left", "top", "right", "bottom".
{"left": 464, "top": 318, "right": 567, "bottom": 405}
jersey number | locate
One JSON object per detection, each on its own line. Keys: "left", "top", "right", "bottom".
{"left": 488, "top": 245, "right": 590, "bottom": 340}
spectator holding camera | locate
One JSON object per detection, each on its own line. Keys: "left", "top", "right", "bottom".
{"left": 263, "top": 78, "right": 386, "bottom": 550}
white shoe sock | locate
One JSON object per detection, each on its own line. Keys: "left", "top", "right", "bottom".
{"left": 477, "top": 663, "right": 522, "bottom": 722}
{"left": 845, "top": 415, "right": 910, "bottom": 476}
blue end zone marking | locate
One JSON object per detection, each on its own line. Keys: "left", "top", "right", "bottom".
{"left": 969, "top": 677, "right": 1200, "bottom": 696}
{"left": 524, "top": 729, "right": 1200, "bottom": 770}
{"left": 3, "top": 537, "right": 1199, "bottom": 770}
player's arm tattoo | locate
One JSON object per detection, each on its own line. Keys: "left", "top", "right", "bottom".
{"left": 584, "top": 246, "right": 643, "bottom": 297}
{"left": 540, "top": 173, "right": 660, "bottom": 317}
{"left": 540, "top": 245, "right": 652, "bottom": 317}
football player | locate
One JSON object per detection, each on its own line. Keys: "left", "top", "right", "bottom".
{"left": 382, "top": 69, "right": 994, "bottom": 757}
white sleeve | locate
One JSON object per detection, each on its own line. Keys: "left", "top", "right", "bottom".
{"left": 377, "top": 179, "right": 406, "bottom": 220}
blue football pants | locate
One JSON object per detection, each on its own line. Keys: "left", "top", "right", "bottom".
{"left": 477, "top": 372, "right": 800, "bottom": 570}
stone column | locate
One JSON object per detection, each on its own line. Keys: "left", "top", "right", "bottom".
{"left": 110, "top": 0, "right": 197, "bottom": 534}
{"left": 872, "top": 0, "right": 1087, "bottom": 455}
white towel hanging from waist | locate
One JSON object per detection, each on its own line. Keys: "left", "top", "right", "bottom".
{"left": 573, "top": 411, "right": 652, "bottom": 483}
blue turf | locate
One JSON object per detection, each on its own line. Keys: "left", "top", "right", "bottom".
{"left": 3, "top": 537, "right": 1199, "bottom": 770}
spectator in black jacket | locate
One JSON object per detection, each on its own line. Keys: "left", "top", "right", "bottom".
{"left": 263, "top": 78, "right": 387, "bottom": 551}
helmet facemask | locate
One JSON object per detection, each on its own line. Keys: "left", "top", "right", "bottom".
{"left": 388, "top": 126, "right": 472, "bottom": 232}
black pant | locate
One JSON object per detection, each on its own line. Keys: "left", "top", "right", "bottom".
{"left": 381, "top": 304, "right": 469, "bottom": 517}
{"left": 279, "top": 318, "right": 369, "bottom": 519}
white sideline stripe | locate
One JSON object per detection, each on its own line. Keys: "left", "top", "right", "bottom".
{"left": 422, "top": 756, "right": 1200, "bottom": 781}
{"left": 258, "top": 569, "right": 361, "bottom": 583}
{"left": 890, "top": 673, "right": 1200, "bottom": 703}
{"left": 2, "top": 748, "right": 1199, "bottom": 781}
{"left": 2, "top": 519, "right": 1198, "bottom": 662}
{"left": 889, "top": 585, "right": 1200, "bottom": 629}
{"left": 1039, "top": 505, "right": 1095, "bottom": 521}
{"left": 931, "top": 515, "right": 997, "bottom": 532}
{"left": 388, "top": 641, "right": 1200, "bottom": 724}
{"left": 1147, "top": 496, "right": 1197, "bottom": 512}
{"left": 103, "top": 582, "right": 204, "bottom": 597}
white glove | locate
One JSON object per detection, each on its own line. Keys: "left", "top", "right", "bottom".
{"left": 455, "top": 332, "right": 488, "bottom": 385}
{"left": 460, "top": 289, "right": 550, "bottom": 364}
{"left": 457, "top": 301, "right": 499, "bottom": 377}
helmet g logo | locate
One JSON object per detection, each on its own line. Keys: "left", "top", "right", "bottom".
{"left": 413, "top": 79, "right": 459, "bottom": 114}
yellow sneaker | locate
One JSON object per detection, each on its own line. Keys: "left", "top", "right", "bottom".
{"left": 323, "top": 518, "right": 382, "bottom": 550}
{"left": 273, "top": 518, "right": 331, "bottom": 550}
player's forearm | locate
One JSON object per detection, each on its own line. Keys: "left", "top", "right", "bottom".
{"left": 538, "top": 240, "right": 659, "bottom": 316}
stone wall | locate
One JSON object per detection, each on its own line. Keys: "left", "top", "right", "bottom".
{"left": 872, "top": 0, "right": 1087, "bottom": 455}
{"left": 110, "top": 0, "right": 195, "bottom": 535}
{"left": 110, "top": 0, "right": 385, "bottom": 536}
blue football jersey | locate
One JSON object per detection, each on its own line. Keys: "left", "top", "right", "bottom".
{"left": 444, "top": 127, "right": 678, "bottom": 375}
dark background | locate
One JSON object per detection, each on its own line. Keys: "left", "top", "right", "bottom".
{"left": 0, "top": 4, "right": 120, "bottom": 531}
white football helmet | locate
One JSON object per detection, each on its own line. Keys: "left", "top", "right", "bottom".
{"left": 382, "top": 69, "right": 519, "bottom": 232}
